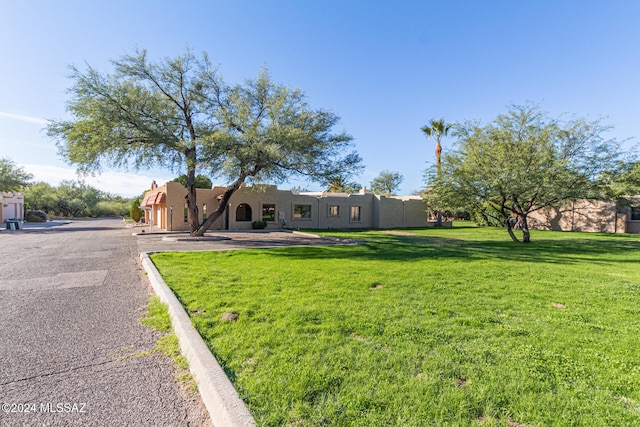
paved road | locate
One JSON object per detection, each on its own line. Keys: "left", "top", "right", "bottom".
{"left": 0, "top": 219, "right": 211, "bottom": 426}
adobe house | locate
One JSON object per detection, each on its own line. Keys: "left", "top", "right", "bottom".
{"left": 528, "top": 199, "right": 640, "bottom": 234}
{"left": 1, "top": 192, "right": 25, "bottom": 223}
{"left": 140, "top": 181, "right": 430, "bottom": 232}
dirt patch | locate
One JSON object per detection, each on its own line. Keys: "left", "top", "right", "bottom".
{"left": 552, "top": 303, "right": 566, "bottom": 309}
{"left": 350, "top": 333, "right": 367, "bottom": 342}
{"left": 189, "top": 308, "right": 206, "bottom": 315}
{"left": 220, "top": 312, "right": 239, "bottom": 322}
{"left": 370, "top": 283, "right": 383, "bottom": 290}
{"left": 457, "top": 377, "right": 468, "bottom": 387}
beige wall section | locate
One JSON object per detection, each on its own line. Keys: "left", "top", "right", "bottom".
{"left": 142, "top": 182, "right": 640, "bottom": 234}
{"left": 377, "top": 196, "right": 429, "bottom": 228}
{"left": 143, "top": 183, "right": 429, "bottom": 231}
{"left": 143, "top": 182, "right": 222, "bottom": 232}
{"left": 528, "top": 200, "right": 625, "bottom": 233}
{"left": 1, "top": 193, "right": 25, "bottom": 222}
{"left": 219, "top": 186, "right": 379, "bottom": 230}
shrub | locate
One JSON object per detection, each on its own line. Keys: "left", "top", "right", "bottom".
{"left": 25, "top": 209, "right": 47, "bottom": 222}
{"left": 131, "top": 198, "right": 143, "bottom": 222}
{"left": 251, "top": 220, "right": 267, "bottom": 229}
{"left": 91, "top": 200, "right": 131, "bottom": 217}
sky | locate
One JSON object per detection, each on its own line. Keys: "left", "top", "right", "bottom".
{"left": 1, "top": 0, "right": 639, "bottom": 197}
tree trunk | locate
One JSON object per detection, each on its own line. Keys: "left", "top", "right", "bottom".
{"left": 519, "top": 214, "right": 531, "bottom": 243}
{"left": 184, "top": 148, "right": 201, "bottom": 236}
{"left": 193, "top": 176, "right": 246, "bottom": 237}
{"left": 505, "top": 217, "right": 521, "bottom": 243}
{"left": 435, "top": 141, "right": 443, "bottom": 226}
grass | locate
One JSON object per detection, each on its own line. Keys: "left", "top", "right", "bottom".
{"left": 150, "top": 225, "right": 640, "bottom": 426}
{"left": 140, "top": 296, "right": 196, "bottom": 391}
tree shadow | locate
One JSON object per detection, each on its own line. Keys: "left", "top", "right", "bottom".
{"left": 267, "top": 230, "right": 640, "bottom": 266}
{"left": 20, "top": 226, "right": 121, "bottom": 234}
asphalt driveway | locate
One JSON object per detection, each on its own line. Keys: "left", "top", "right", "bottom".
{"left": 0, "top": 219, "right": 210, "bottom": 426}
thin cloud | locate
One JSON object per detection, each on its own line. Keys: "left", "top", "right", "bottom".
{"left": 0, "top": 111, "right": 48, "bottom": 126}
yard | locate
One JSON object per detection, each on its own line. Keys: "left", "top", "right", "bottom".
{"left": 150, "top": 225, "right": 640, "bottom": 426}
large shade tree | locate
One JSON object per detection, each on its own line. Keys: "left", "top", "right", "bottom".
{"left": 424, "top": 104, "right": 622, "bottom": 243}
{"left": 0, "top": 157, "right": 32, "bottom": 192}
{"left": 609, "top": 160, "right": 640, "bottom": 204}
{"left": 171, "top": 174, "right": 213, "bottom": 189}
{"left": 47, "top": 49, "right": 361, "bottom": 236}
{"left": 369, "top": 170, "right": 403, "bottom": 196}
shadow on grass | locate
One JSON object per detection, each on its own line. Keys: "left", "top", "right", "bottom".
{"left": 270, "top": 230, "right": 640, "bottom": 265}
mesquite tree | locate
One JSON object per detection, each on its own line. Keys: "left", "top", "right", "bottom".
{"left": 369, "top": 170, "right": 403, "bottom": 196}
{"left": 47, "top": 49, "right": 361, "bottom": 236}
{"left": 424, "top": 104, "right": 622, "bottom": 243}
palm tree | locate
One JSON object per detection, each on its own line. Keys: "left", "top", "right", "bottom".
{"left": 421, "top": 118, "right": 452, "bottom": 168}
{"left": 325, "top": 174, "right": 362, "bottom": 194}
{"left": 421, "top": 118, "right": 452, "bottom": 226}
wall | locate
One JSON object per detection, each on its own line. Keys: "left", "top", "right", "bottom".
{"left": 377, "top": 196, "right": 429, "bottom": 228}
{"left": 142, "top": 182, "right": 221, "bottom": 232}
{"left": 528, "top": 200, "right": 624, "bottom": 233}
{"left": 1, "top": 193, "right": 25, "bottom": 222}
{"left": 144, "top": 183, "right": 431, "bottom": 231}
{"left": 215, "top": 186, "right": 380, "bottom": 230}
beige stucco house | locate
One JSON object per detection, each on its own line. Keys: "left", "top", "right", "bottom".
{"left": 140, "top": 181, "right": 430, "bottom": 231}
{"left": 1, "top": 192, "right": 25, "bottom": 223}
{"left": 528, "top": 199, "right": 640, "bottom": 234}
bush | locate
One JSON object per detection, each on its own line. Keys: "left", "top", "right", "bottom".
{"left": 251, "top": 220, "right": 267, "bottom": 229}
{"left": 89, "top": 200, "right": 130, "bottom": 217}
{"left": 25, "top": 210, "right": 47, "bottom": 222}
{"left": 131, "top": 198, "right": 143, "bottom": 222}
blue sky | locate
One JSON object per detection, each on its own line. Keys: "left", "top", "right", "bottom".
{"left": 1, "top": 1, "right": 638, "bottom": 197}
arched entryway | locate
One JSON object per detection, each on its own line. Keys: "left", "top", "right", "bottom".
{"left": 236, "top": 203, "right": 252, "bottom": 221}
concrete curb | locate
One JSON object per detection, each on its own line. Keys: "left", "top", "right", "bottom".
{"left": 140, "top": 252, "right": 256, "bottom": 427}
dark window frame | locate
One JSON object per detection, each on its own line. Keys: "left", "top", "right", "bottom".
{"left": 350, "top": 205, "right": 361, "bottom": 222}
{"left": 293, "top": 204, "right": 313, "bottom": 219}
{"left": 262, "top": 203, "right": 276, "bottom": 222}
{"left": 236, "top": 203, "right": 253, "bottom": 222}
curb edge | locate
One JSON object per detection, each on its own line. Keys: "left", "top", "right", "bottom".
{"left": 140, "top": 252, "right": 256, "bottom": 427}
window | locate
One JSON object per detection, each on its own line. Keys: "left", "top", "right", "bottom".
{"left": 236, "top": 203, "right": 252, "bottom": 221}
{"left": 329, "top": 205, "right": 340, "bottom": 216}
{"left": 632, "top": 207, "right": 640, "bottom": 221}
{"left": 203, "top": 204, "right": 207, "bottom": 220}
{"left": 294, "top": 204, "right": 312, "bottom": 219}
{"left": 262, "top": 204, "right": 276, "bottom": 222}
{"left": 350, "top": 206, "right": 361, "bottom": 222}
{"left": 184, "top": 203, "right": 188, "bottom": 223}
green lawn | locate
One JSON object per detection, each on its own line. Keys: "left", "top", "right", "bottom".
{"left": 150, "top": 225, "right": 640, "bottom": 426}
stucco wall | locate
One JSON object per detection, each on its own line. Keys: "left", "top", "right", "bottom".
{"left": 217, "top": 186, "right": 379, "bottom": 230}
{"left": 1, "top": 193, "right": 25, "bottom": 222}
{"left": 377, "top": 196, "right": 429, "bottom": 228}
{"left": 144, "top": 183, "right": 429, "bottom": 231}
{"left": 528, "top": 200, "right": 624, "bottom": 233}
{"left": 143, "top": 182, "right": 221, "bottom": 232}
